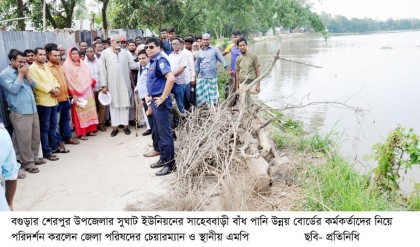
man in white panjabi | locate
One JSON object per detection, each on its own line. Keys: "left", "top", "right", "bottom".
{"left": 100, "top": 35, "right": 139, "bottom": 137}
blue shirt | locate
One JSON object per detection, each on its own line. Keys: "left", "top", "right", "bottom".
{"left": 136, "top": 65, "right": 149, "bottom": 99}
{"left": 0, "top": 127, "right": 20, "bottom": 181}
{"left": 230, "top": 45, "right": 241, "bottom": 72}
{"left": 196, "top": 46, "right": 228, "bottom": 79}
{"left": 0, "top": 85, "right": 11, "bottom": 128}
{"left": 0, "top": 66, "right": 37, "bottom": 114}
{"left": 163, "top": 40, "right": 173, "bottom": 56}
{"left": 1, "top": 126, "right": 20, "bottom": 211}
{"left": 147, "top": 52, "right": 172, "bottom": 96}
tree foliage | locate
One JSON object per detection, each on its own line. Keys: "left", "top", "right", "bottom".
{"left": 0, "top": 0, "right": 28, "bottom": 30}
{"left": 107, "top": 0, "right": 327, "bottom": 38}
{"left": 1, "top": 0, "right": 327, "bottom": 35}
{"left": 322, "top": 14, "right": 420, "bottom": 33}
{"left": 373, "top": 126, "right": 420, "bottom": 191}
{"left": 108, "top": 0, "right": 184, "bottom": 31}
{"left": 0, "top": 0, "right": 82, "bottom": 30}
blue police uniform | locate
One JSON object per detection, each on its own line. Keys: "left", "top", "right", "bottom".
{"left": 147, "top": 52, "right": 175, "bottom": 169}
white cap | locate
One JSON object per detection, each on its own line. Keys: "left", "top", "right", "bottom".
{"left": 98, "top": 92, "right": 112, "bottom": 106}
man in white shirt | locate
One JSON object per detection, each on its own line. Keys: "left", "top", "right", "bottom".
{"left": 181, "top": 38, "right": 195, "bottom": 111}
{"left": 100, "top": 35, "right": 138, "bottom": 137}
{"left": 168, "top": 37, "right": 188, "bottom": 115}
{"left": 86, "top": 47, "right": 106, "bottom": 132}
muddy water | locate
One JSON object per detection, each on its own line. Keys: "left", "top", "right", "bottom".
{"left": 253, "top": 31, "right": 420, "bottom": 192}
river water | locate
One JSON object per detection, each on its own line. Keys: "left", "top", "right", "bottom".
{"left": 253, "top": 31, "right": 420, "bottom": 192}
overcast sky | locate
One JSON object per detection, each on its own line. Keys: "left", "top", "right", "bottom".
{"left": 309, "top": 0, "right": 420, "bottom": 20}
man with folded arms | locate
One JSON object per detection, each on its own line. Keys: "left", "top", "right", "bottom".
{"left": 47, "top": 46, "right": 80, "bottom": 147}
{"left": 28, "top": 47, "right": 60, "bottom": 161}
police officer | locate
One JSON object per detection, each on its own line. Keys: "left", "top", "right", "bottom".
{"left": 144, "top": 37, "right": 176, "bottom": 176}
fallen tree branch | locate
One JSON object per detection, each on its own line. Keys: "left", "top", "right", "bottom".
{"left": 280, "top": 101, "right": 363, "bottom": 112}
{"left": 279, "top": 57, "right": 323, "bottom": 68}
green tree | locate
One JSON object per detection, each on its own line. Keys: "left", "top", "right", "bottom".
{"left": 0, "top": 0, "right": 28, "bottom": 30}
{"left": 23, "top": 0, "right": 81, "bottom": 30}
{"left": 44, "top": 0, "right": 79, "bottom": 28}
{"left": 321, "top": 14, "right": 420, "bottom": 33}
{"left": 106, "top": 0, "right": 326, "bottom": 38}
{"left": 109, "top": 0, "right": 184, "bottom": 31}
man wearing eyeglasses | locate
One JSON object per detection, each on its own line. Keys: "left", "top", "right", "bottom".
{"left": 168, "top": 37, "right": 188, "bottom": 118}
{"left": 144, "top": 37, "right": 176, "bottom": 176}
{"left": 57, "top": 45, "right": 66, "bottom": 64}
{"left": 100, "top": 35, "right": 139, "bottom": 137}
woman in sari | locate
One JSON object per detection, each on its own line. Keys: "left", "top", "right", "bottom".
{"left": 63, "top": 47, "right": 98, "bottom": 140}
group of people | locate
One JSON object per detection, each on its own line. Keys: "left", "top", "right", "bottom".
{"left": 0, "top": 27, "right": 261, "bottom": 211}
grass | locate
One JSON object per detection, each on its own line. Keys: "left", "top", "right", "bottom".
{"left": 297, "top": 132, "right": 334, "bottom": 154}
{"left": 217, "top": 71, "right": 229, "bottom": 101}
{"left": 269, "top": 113, "right": 409, "bottom": 211}
{"left": 299, "top": 156, "right": 407, "bottom": 211}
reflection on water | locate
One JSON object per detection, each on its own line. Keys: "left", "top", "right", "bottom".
{"left": 254, "top": 31, "right": 420, "bottom": 193}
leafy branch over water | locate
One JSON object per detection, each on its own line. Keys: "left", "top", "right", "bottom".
{"left": 373, "top": 126, "right": 420, "bottom": 191}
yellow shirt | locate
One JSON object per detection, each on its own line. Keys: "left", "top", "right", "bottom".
{"left": 224, "top": 43, "right": 234, "bottom": 53}
{"left": 28, "top": 62, "right": 60, "bottom": 107}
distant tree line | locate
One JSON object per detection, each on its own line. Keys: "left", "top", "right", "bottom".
{"left": 322, "top": 14, "right": 420, "bottom": 33}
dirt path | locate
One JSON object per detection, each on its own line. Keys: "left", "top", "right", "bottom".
{"left": 13, "top": 126, "right": 171, "bottom": 211}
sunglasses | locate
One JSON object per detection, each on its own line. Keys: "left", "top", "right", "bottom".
{"left": 144, "top": 45, "right": 156, "bottom": 50}
{"left": 115, "top": 41, "right": 121, "bottom": 43}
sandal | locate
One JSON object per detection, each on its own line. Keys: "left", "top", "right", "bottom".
{"left": 45, "top": 154, "right": 60, "bottom": 161}
{"left": 79, "top": 136, "right": 88, "bottom": 140}
{"left": 24, "top": 167, "right": 40, "bottom": 173}
{"left": 35, "top": 159, "right": 46, "bottom": 165}
{"left": 87, "top": 132, "right": 97, "bottom": 136}
{"left": 52, "top": 148, "right": 70, "bottom": 154}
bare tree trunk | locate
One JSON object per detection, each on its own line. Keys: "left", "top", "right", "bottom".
{"left": 65, "top": 0, "right": 76, "bottom": 28}
{"left": 42, "top": 0, "right": 46, "bottom": 31}
{"left": 45, "top": 4, "right": 57, "bottom": 29}
{"left": 213, "top": 28, "right": 218, "bottom": 40}
{"left": 16, "top": 0, "right": 25, "bottom": 30}
{"left": 90, "top": 13, "right": 94, "bottom": 30}
{"left": 101, "top": 0, "right": 109, "bottom": 30}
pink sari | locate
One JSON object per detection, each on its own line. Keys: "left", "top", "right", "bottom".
{"left": 63, "top": 48, "right": 98, "bottom": 136}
